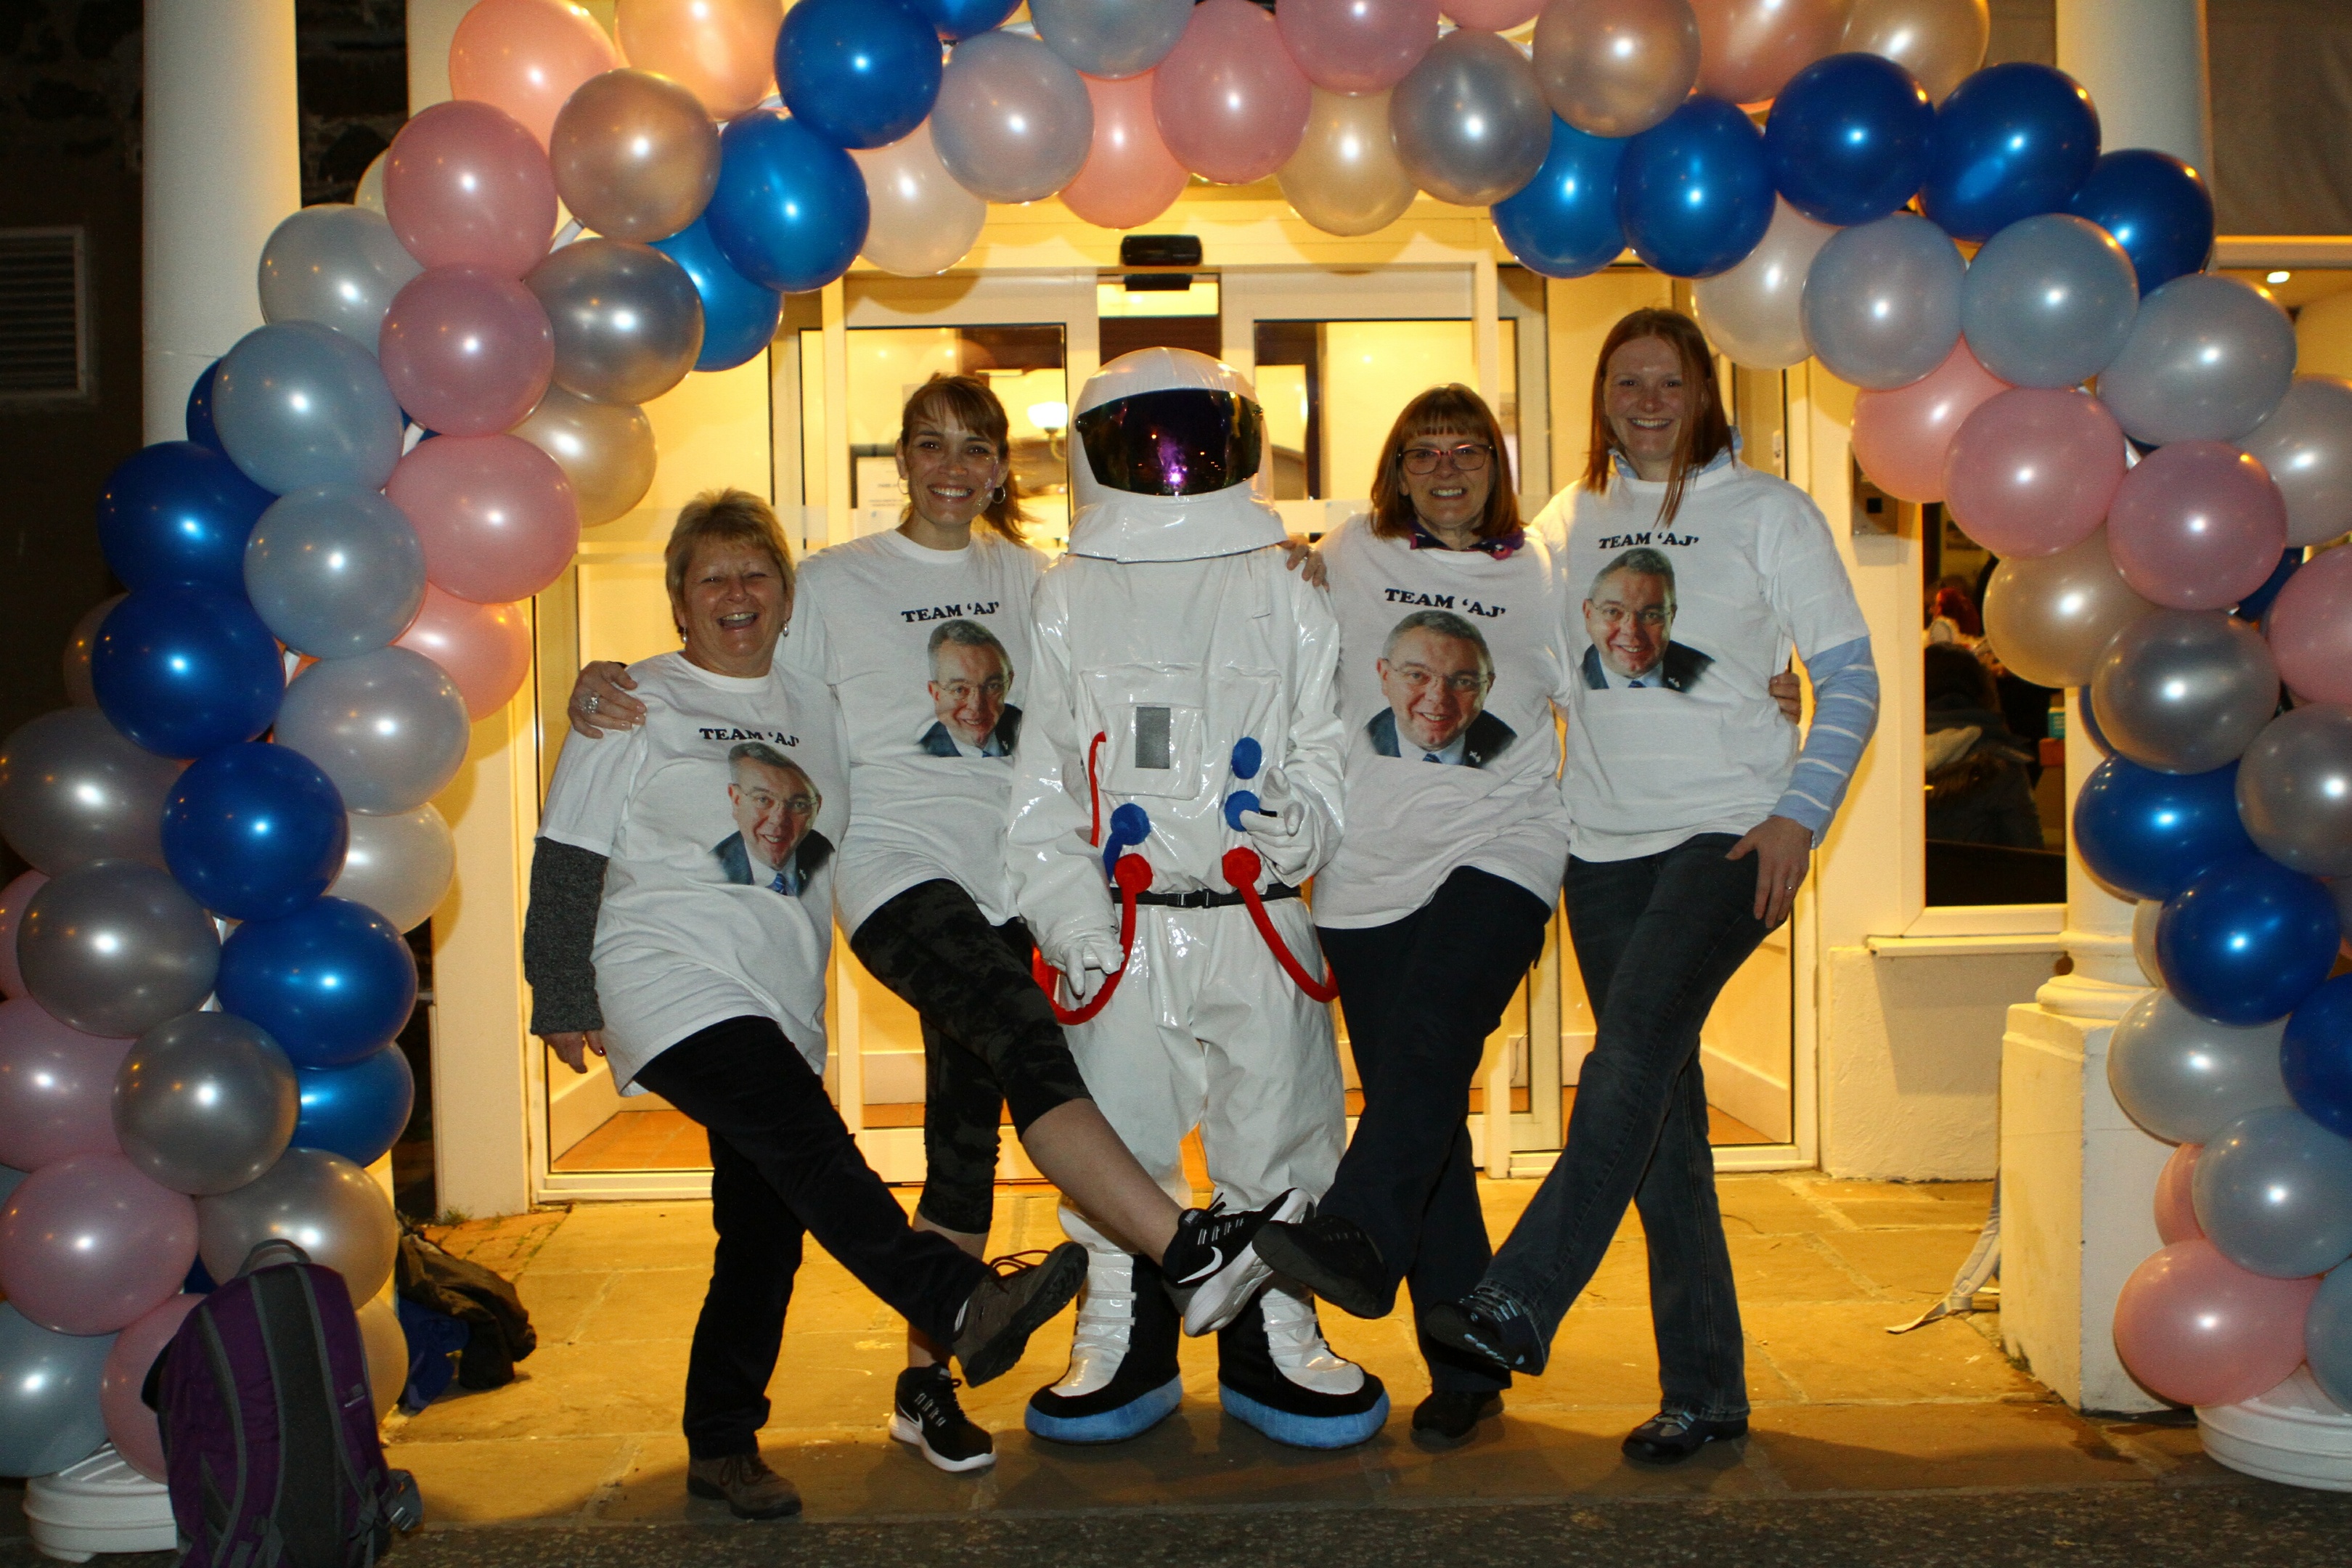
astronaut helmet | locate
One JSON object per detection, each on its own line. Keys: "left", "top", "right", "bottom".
{"left": 1066, "top": 347, "right": 1283, "bottom": 562}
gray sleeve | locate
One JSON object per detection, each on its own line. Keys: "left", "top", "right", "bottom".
{"left": 523, "top": 837, "right": 609, "bottom": 1035}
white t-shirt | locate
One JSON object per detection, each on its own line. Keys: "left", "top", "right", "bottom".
{"left": 1532, "top": 460, "right": 1870, "bottom": 860}
{"left": 538, "top": 653, "right": 849, "bottom": 1090}
{"left": 783, "top": 528, "right": 1048, "bottom": 933}
{"left": 1310, "top": 516, "right": 1577, "bottom": 928}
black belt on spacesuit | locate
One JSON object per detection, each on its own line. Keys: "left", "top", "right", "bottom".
{"left": 1132, "top": 881, "right": 1302, "bottom": 910}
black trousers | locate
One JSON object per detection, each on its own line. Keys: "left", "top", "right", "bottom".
{"left": 632, "top": 1014, "right": 990, "bottom": 1459}
{"left": 1317, "top": 867, "right": 1553, "bottom": 1394}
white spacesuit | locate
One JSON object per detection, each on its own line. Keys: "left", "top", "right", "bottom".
{"left": 1008, "top": 348, "right": 1386, "bottom": 1449}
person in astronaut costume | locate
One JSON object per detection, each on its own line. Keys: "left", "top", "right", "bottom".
{"left": 1009, "top": 347, "right": 1387, "bottom": 1450}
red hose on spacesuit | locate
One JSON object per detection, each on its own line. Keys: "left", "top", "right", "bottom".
{"left": 1032, "top": 853, "right": 1153, "bottom": 1025}
{"left": 1221, "top": 846, "right": 1340, "bottom": 1003}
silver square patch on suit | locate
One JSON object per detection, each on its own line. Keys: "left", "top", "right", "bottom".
{"left": 1135, "top": 706, "right": 1172, "bottom": 769}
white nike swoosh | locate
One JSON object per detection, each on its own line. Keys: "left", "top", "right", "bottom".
{"left": 1176, "top": 1245, "right": 1225, "bottom": 1286}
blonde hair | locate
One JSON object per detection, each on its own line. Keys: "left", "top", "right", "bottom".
{"left": 899, "top": 373, "right": 1031, "bottom": 544}
{"left": 665, "top": 489, "right": 794, "bottom": 634}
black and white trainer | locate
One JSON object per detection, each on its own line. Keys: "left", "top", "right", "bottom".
{"left": 890, "top": 1365, "right": 995, "bottom": 1473}
{"left": 1026, "top": 1250, "right": 1185, "bottom": 1444}
{"left": 1163, "top": 1188, "right": 1311, "bottom": 1336}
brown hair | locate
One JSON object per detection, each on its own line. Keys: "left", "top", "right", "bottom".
{"left": 899, "top": 373, "right": 1031, "bottom": 544}
{"left": 1583, "top": 308, "right": 1734, "bottom": 527}
{"left": 1368, "top": 384, "right": 1521, "bottom": 542}
{"left": 665, "top": 488, "right": 794, "bottom": 634}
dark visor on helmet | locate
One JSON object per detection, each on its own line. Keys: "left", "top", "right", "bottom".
{"left": 1074, "top": 388, "right": 1264, "bottom": 498}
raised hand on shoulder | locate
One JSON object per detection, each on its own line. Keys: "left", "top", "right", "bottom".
{"left": 1278, "top": 534, "right": 1329, "bottom": 589}
{"left": 568, "top": 661, "right": 645, "bottom": 738}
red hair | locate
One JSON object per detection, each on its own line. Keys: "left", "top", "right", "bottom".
{"left": 1583, "top": 308, "right": 1733, "bottom": 527}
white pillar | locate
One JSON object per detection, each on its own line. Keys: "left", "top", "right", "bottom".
{"left": 2055, "top": 0, "right": 2213, "bottom": 176}
{"left": 141, "top": 0, "right": 300, "bottom": 443}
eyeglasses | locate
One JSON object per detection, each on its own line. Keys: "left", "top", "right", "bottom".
{"left": 1399, "top": 442, "right": 1492, "bottom": 475}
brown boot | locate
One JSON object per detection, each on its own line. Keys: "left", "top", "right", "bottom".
{"left": 685, "top": 1452, "right": 803, "bottom": 1519}
{"left": 952, "top": 1242, "right": 1089, "bottom": 1386}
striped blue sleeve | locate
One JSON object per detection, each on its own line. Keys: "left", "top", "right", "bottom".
{"left": 1773, "top": 634, "right": 1879, "bottom": 843}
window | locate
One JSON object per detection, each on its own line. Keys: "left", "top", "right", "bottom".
{"left": 0, "top": 229, "right": 89, "bottom": 404}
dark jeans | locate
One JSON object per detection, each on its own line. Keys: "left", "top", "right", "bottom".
{"left": 1485, "top": 834, "right": 1767, "bottom": 1423}
{"left": 632, "top": 1015, "right": 990, "bottom": 1458}
{"left": 1318, "top": 868, "right": 1553, "bottom": 1395}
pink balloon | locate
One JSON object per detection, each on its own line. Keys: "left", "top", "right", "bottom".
{"left": 0, "top": 870, "right": 47, "bottom": 999}
{"left": 1444, "top": 0, "right": 1545, "bottom": 28}
{"left": 1942, "top": 388, "right": 2128, "bottom": 558}
{"left": 2113, "top": 1238, "right": 2318, "bottom": 1408}
{"left": 379, "top": 266, "right": 555, "bottom": 437}
{"left": 2155, "top": 1143, "right": 2203, "bottom": 1245}
{"left": 1692, "top": 0, "right": 1847, "bottom": 105}
{"left": 383, "top": 99, "right": 560, "bottom": 278}
{"left": 450, "top": 0, "right": 621, "bottom": 149}
{"left": 0, "top": 997, "right": 129, "bottom": 1168}
{"left": 1154, "top": 0, "right": 1312, "bottom": 185}
{"left": 2266, "top": 542, "right": 2352, "bottom": 708}
{"left": 102, "top": 1293, "right": 200, "bottom": 1480}
{"left": 2106, "top": 441, "right": 2290, "bottom": 611}
{"left": 388, "top": 434, "right": 581, "bottom": 604}
{"left": 1852, "top": 338, "right": 2011, "bottom": 503}
{"left": 1278, "top": 0, "right": 1441, "bottom": 94}
{"left": 396, "top": 586, "right": 534, "bottom": 721}
{"left": 1061, "top": 73, "right": 1191, "bottom": 232}
{"left": 0, "top": 1153, "right": 196, "bottom": 1335}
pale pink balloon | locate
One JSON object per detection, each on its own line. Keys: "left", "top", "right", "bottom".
{"left": 449, "top": 0, "right": 621, "bottom": 149}
{"left": 615, "top": 0, "right": 781, "bottom": 121}
{"left": 2106, "top": 441, "right": 2290, "bottom": 611}
{"left": 2155, "top": 1143, "right": 2203, "bottom": 1245}
{"left": 396, "top": 586, "right": 535, "bottom": 721}
{"left": 1154, "top": 0, "right": 1313, "bottom": 185}
{"left": 0, "top": 1152, "right": 197, "bottom": 1335}
{"left": 1692, "top": 0, "right": 1847, "bottom": 105}
{"left": 1278, "top": 0, "right": 1441, "bottom": 94}
{"left": 0, "top": 870, "right": 47, "bottom": 999}
{"left": 383, "top": 99, "right": 560, "bottom": 278}
{"left": 1061, "top": 73, "right": 1191, "bottom": 232}
{"left": 1851, "top": 338, "right": 2011, "bottom": 503}
{"left": 0, "top": 996, "right": 129, "bottom": 1169}
{"left": 1444, "top": 0, "right": 1545, "bottom": 27}
{"left": 2113, "top": 1238, "right": 2318, "bottom": 1408}
{"left": 1941, "top": 388, "right": 2127, "bottom": 558}
{"left": 2267, "top": 543, "right": 2352, "bottom": 708}
{"left": 378, "top": 266, "right": 555, "bottom": 438}
{"left": 387, "top": 434, "right": 581, "bottom": 604}
{"left": 102, "top": 1293, "right": 200, "bottom": 1480}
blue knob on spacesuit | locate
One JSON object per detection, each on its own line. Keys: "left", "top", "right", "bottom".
{"left": 1103, "top": 801, "right": 1151, "bottom": 881}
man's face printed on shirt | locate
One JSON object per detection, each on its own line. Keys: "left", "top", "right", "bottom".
{"left": 1379, "top": 624, "right": 1492, "bottom": 754}
{"left": 1585, "top": 567, "right": 1673, "bottom": 681}
{"left": 729, "top": 755, "right": 817, "bottom": 875}
{"left": 929, "top": 637, "right": 1012, "bottom": 748}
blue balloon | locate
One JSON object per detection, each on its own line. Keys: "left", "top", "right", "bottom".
{"left": 2157, "top": 853, "right": 2339, "bottom": 1026}
{"left": 2284, "top": 975, "right": 2352, "bottom": 1140}
{"left": 91, "top": 584, "right": 285, "bottom": 760}
{"left": 1491, "top": 118, "right": 1628, "bottom": 280}
{"left": 185, "top": 361, "right": 224, "bottom": 451}
{"left": 2067, "top": 148, "right": 2214, "bottom": 297}
{"left": 2071, "top": 756, "right": 2253, "bottom": 902}
{"left": 912, "top": 0, "right": 1017, "bottom": 38}
{"left": 161, "top": 742, "right": 349, "bottom": 921}
{"left": 1921, "top": 62, "right": 2100, "bottom": 240}
{"left": 2310, "top": 1258, "right": 2352, "bottom": 1410}
{"left": 1615, "top": 97, "right": 1774, "bottom": 279}
{"left": 217, "top": 897, "right": 418, "bottom": 1070}
{"left": 652, "top": 217, "right": 784, "bottom": 372}
{"left": 1764, "top": 52, "right": 1934, "bottom": 226}
{"left": 96, "top": 441, "right": 274, "bottom": 593}
{"left": 292, "top": 1043, "right": 415, "bottom": 1168}
{"left": 776, "top": 0, "right": 942, "bottom": 150}
{"left": 2236, "top": 547, "right": 2304, "bottom": 626}
{"left": 706, "top": 110, "right": 870, "bottom": 295}
{"left": 2077, "top": 694, "right": 2113, "bottom": 757}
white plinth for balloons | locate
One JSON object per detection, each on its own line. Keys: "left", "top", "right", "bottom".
{"left": 2200, "top": 1370, "right": 2352, "bottom": 1491}
{"left": 23, "top": 1445, "right": 176, "bottom": 1561}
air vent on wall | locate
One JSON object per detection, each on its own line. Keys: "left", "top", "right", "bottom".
{"left": 0, "top": 229, "right": 89, "bottom": 404}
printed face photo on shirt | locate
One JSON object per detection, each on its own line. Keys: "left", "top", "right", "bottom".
{"left": 1368, "top": 610, "right": 1515, "bottom": 768}
{"left": 1581, "top": 547, "right": 1714, "bottom": 694}
{"left": 919, "top": 618, "right": 1023, "bottom": 759}
{"left": 712, "top": 743, "right": 829, "bottom": 897}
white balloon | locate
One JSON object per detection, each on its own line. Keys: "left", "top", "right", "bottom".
{"left": 852, "top": 123, "right": 987, "bottom": 277}
{"left": 330, "top": 805, "right": 456, "bottom": 934}
{"left": 1694, "top": 198, "right": 1837, "bottom": 370}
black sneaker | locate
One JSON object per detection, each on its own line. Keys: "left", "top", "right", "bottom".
{"left": 1215, "top": 1286, "right": 1389, "bottom": 1450}
{"left": 891, "top": 1365, "right": 995, "bottom": 1473}
{"left": 1026, "top": 1250, "right": 1185, "bottom": 1444}
{"left": 1411, "top": 1389, "right": 1502, "bottom": 1449}
{"left": 1622, "top": 1410, "right": 1749, "bottom": 1464}
{"left": 1164, "top": 1188, "right": 1311, "bottom": 1335}
{"left": 1423, "top": 1284, "right": 1549, "bottom": 1376}
{"left": 1253, "top": 1212, "right": 1392, "bottom": 1319}
{"left": 952, "top": 1243, "right": 1088, "bottom": 1387}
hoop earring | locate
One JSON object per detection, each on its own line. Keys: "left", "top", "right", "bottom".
{"left": 989, "top": 484, "right": 1005, "bottom": 506}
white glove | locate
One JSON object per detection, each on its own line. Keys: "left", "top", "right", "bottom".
{"left": 1241, "top": 764, "right": 1315, "bottom": 883}
{"left": 1051, "top": 930, "right": 1127, "bottom": 1005}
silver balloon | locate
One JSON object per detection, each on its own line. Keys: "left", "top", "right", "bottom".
{"left": 18, "top": 861, "right": 220, "bottom": 1039}
{"left": 2237, "top": 705, "right": 2352, "bottom": 878}
{"left": 197, "top": 1146, "right": 399, "bottom": 1303}
{"left": 2107, "top": 989, "right": 2290, "bottom": 1145}
{"left": 1980, "top": 528, "right": 2156, "bottom": 689}
{"left": 1694, "top": 197, "right": 1837, "bottom": 370}
{"left": 2194, "top": 1104, "right": 2352, "bottom": 1279}
{"left": 273, "top": 648, "right": 471, "bottom": 817}
{"left": 0, "top": 709, "right": 183, "bottom": 875}
{"left": 62, "top": 594, "right": 123, "bottom": 708}
{"left": 1277, "top": 88, "right": 1417, "bottom": 240}
{"left": 330, "top": 804, "right": 456, "bottom": 934}
{"left": 1029, "top": 0, "right": 1193, "bottom": 78}
{"left": 1389, "top": 28, "right": 1549, "bottom": 208}
{"left": 526, "top": 239, "right": 704, "bottom": 407}
{"left": 2088, "top": 609, "right": 2278, "bottom": 775}
{"left": 1958, "top": 213, "right": 2138, "bottom": 391}
{"left": 2132, "top": 897, "right": 2164, "bottom": 986}
{"left": 931, "top": 30, "right": 1097, "bottom": 204}
{"left": 2240, "top": 377, "right": 2352, "bottom": 549}
{"left": 1801, "top": 213, "right": 1965, "bottom": 391}
{"left": 256, "top": 204, "right": 423, "bottom": 356}
{"left": 2097, "top": 273, "right": 2298, "bottom": 446}
{"left": 852, "top": 122, "right": 988, "bottom": 277}
{"left": 242, "top": 487, "right": 428, "bottom": 660}
{"left": 0, "top": 1303, "right": 112, "bottom": 1479}
{"left": 510, "top": 386, "right": 656, "bottom": 529}
{"left": 211, "top": 320, "right": 404, "bottom": 496}
{"left": 113, "top": 1011, "right": 298, "bottom": 1197}
{"left": 2310, "top": 1258, "right": 2352, "bottom": 1411}
{"left": 1533, "top": 0, "right": 1702, "bottom": 139}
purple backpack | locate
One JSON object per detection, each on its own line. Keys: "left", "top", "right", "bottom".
{"left": 155, "top": 1242, "right": 420, "bottom": 1567}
